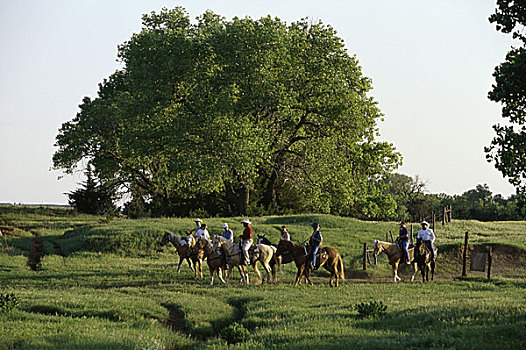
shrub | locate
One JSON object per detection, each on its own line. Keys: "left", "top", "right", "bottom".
{"left": 355, "top": 300, "right": 388, "bottom": 318}
{"left": 221, "top": 322, "right": 250, "bottom": 345}
{"left": 0, "top": 293, "right": 19, "bottom": 313}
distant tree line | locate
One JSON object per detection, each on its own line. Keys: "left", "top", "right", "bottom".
{"left": 383, "top": 174, "right": 526, "bottom": 222}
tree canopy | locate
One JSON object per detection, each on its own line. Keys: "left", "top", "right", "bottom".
{"left": 53, "top": 7, "right": 400, "bottom": 217}
{"left": 486, "top": 0, "right": 526, "bottom": 194}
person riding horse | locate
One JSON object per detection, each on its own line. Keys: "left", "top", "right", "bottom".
{"left": 308, "top": 222, "right": 323, "bottom": 270}
{"left": 281, "top": 226, "right": 290, "bottom": 241}
{"left": 240, "top": 218, "right": 253, "bottom": 265}
{"left": 416, "top": 220, "right": 436, "bottom": 260}
{"left": 399, "top": 221, "right": 410, "bottom": 264}
{"left": 222, "top": 223, "right": 234, "bottom": 243}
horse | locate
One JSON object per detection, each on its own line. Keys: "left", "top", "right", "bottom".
{"left": 194, "top": 237, "right": 226, "bottom": 285}
{"left": 190, "top": 237, "right": 207, "bottom": 279}
{"left": 212, "top": 235, "right": 250, "bottom": 284}
{"left": 256, "top": 234, "right": 292, "bottom": 274}
{"left": 372, "top": 240, "right": 419, "bottom": 282}
{"left": 213, "top": 235, "right": 278, "bottom": 284}
{"left": 160, "top": 232, "right": 195, "bottom": 273}
{"left": 275, "top": 240, "right": 345, "bottom": 287}
{"left": 414, "top": 238, "right": 436, "bottom": 282}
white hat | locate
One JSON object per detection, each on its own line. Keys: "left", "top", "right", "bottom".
{"left": 194, "top": 218, "right": 202, "bottom": 223}
{"left": 222, "top": 223, "right": 229, "bottom": 228}
{"left": 240, "top": 218, "right": 251, "bottom": 225}
{"left": 421, "top": 220, "right": 429, "bottom": 226}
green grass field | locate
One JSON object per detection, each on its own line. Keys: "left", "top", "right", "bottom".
{"left": 1, "top": 206, "right": 525, "bottom": 349}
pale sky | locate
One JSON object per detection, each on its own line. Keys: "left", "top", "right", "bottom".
{"left": 0, "top": 0, "right": 517, "bottom": 204}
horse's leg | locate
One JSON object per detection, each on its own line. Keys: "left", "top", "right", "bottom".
{"left": 209, "top": 267, "right": 214, "bottom": 286}
{"left": 431, "top": 261, "right": 435, "bottom": 281}
{"left": 199, "top": 259, "right": 203, "bottom": 279}
{"left": 252, "top": 261, "right": 262, "bottom": 280}
{"left": 393, "top": 262, "right": 401, "bottom": 282}
{"left": 294, "top": 266, "right": 303, "bottom": 287}
{"left": 218, "top": 267, "right": 226, "bottom": 284}
{"left": 186, "top": 257, "right": 195, "bottom": 272}
{"left": 226, "top": 265, "right": 233, "bottom": 284}
{"left": 177, "top": 256, "right": 184, "bottom": 273}
{"left": 410, "top": 262, "right": 418, "bottom": 282}
{"left": 305, "top": 267, "right": 313, "bottom": 286}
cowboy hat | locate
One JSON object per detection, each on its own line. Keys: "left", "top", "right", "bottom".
{"left": 240, "top": 218, "right": 251, "bottom": 225}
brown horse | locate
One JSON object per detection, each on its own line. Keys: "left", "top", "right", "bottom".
{"left": 414, "top": 238, "right": 436, "bottom": 282}
{"left": 195, "top": 237, "right": 226, "bottom": 285}
{"left": 190, "top": 237, "right": 207, "bottom": 279}
{"left": 373, "top": 240, "right": 419, "bottom": 282}
{"left": 275, "top": 240, "right": 344, "bottom": 287}
{"left": 160, "top": 232, "right": 195, "bottom": 273}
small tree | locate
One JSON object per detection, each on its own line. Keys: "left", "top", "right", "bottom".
{"left": 67, "top": 167, "right": 117, "bottom": 215}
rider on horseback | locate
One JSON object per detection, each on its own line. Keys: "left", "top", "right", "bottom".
{"left": 240, "top": 218, "right": 253, "bottom": 265}
{"left": 222, "top": 223, "right": 234, "bottom": 243}
{"left": 281, "top": 226, "right": 290, "bottom": 241}
{"left": 417, "top": 221, "right": 436, "bottom": 260}
{"left": 399, "top": 221, "right": 411, "bottom": 264}
{"left": 309, "top": 222, "right": 323, "bottom": 270}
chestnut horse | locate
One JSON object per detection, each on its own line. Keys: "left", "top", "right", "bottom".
{"left": 194, "top": 237, "right": 226, "bottom": 285}
{"left": 373, "top": 240, "right": 419, "bottom": 282}
{"left": 275, "top": 240, "right": 344, "bottom": 287}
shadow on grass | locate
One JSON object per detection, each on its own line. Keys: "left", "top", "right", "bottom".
{"left": 258, "top": 305, "right": 526, "bottom": 350}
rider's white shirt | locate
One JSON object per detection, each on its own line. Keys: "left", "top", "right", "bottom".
{"left": 194, "top": 228, "right": 210, "bottom": 241}
{"left": 417, "top": 228, "right": 435, "bottom": 243}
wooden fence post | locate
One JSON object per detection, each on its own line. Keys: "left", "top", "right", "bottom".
{"left": 487, "top": 246, "right": 492, "bottom": 280}
{"left": 363, "top": 243, "right": 367, "bottom": 271}
{"left": 442, "top": 206, "right": 446, "bottom": 225}
{"left": 385, "top": 232, "right": 388, "bottom": 242}
{"left": 389, "top": 231, "right": 394, "bottom": 243}
{"left": 449, "top": 205, "right": 452, "bottom": 222}
{"left": 462, "top": 231, "right": 469, "bottom": 276}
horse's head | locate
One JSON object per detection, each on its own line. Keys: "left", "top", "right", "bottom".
{"left": 160, "top": 232, "right": 171, "bottom": 246}
{"left": 373, "top": 240, "right": 385, "bottom": 257}
{"left": 212, "top": 235, "right": 225, "bottom": 251}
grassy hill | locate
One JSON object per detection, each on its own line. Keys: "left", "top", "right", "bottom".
{"left": 1, "top": 206, "right": 525, "bottom": 349}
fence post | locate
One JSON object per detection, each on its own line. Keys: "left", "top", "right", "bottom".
{"left": 410, "top": 225, "right": 413, "bottom": 245}
{"left": 363, "top": 243, "right": 367, "bottom": 271}
{"left": 462, "top": 231, "right": 469, "bottom": 276}
{"left": 385, "top": 232, "right": 388, "bottom": 242}
{"left": 389, "top": 231, "right": 394, "bottom": 243}
{"left": 487, "top": 246, "right": 492, "bottom": 280}
{"left": 442, "top": 206, "right": 446, "bottom": 225}
{"left": 449, "top": 205, "right": 452, "bottom": 222}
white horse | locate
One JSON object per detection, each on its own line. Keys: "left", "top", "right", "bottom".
{"left": 213, "top": 235, "right": 250, "bottom": 284}
{"left": 213, "top": 235, "right": 278, "bottom": 284}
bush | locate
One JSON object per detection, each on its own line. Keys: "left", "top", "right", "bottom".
{"left": 0, "top": 293, "right": 19, "bottom": 313}
{"left": 355, "top": 300, "right": 387, "bottom": 318}
{"left": 221, "top": 322, "right": 250, "bottom": 345}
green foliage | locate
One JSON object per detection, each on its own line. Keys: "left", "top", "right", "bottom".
{"left": 67, "top": 167, "right": 117, "bottom": 215}
{"left": 486, "top": 1, "right": 526, "bottom": 193}
{"left": 53, "top": 7, "right": 401, "bottom": 218}
{"left": 355, "top": 300, "right": 388, "bottom": 318}
{"left": 0, "top": 293, "right": 19, "bottom": 313}
{"left": 221, "top": 322, "right": 250, "bottom": 345}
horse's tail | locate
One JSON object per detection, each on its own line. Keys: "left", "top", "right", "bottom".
{"left": 338, "top": 254, "right": 345, "bottom": 281}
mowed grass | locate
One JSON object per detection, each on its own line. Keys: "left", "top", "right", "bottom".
{"left": 1, "top": 207, "right": 526, "bottom": 349}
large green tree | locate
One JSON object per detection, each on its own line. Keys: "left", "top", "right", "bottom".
{"left": 53, "top": 8, "right": 400, "bottom": 216}
{"left": 486, "top": 0, "right": 526, "bottom": 193}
